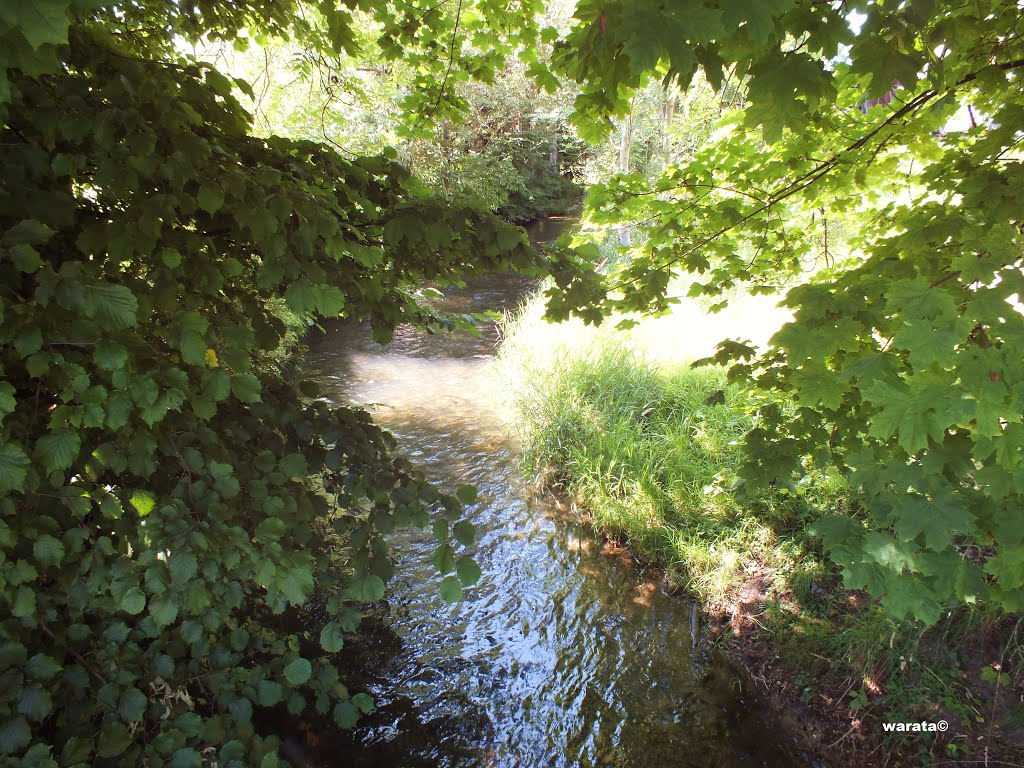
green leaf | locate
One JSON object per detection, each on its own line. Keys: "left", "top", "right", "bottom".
{"left": 13, "top": 327, "right": 42, "bottom": 358}
{"left": 17, "top": 686, "right": 52, "bottom": 722}
{"left": 128, "top": 490, "right": 155, "bottom": 516}
{"left": 0, "top": 443, "right": 30, "bottom": 492}
{"left": 352, "top": 692, "right": 374, "bottom": 714}
{"left": 161, "top": 247, "right": 182, "bottom": 268}
{"left": 278, "top": 566, "right": 313, "bottom": 605}
{"left": 169, "top": 747, "right": 203, "bottom": 768}
{"left": 149, "top": 596, "right": 178, "bottom": 628}
{"left": 202, "top": 369, "right": 231, "bottom": 401}
{"left": 119, "top": 586, "right": 146, "bottom": 615}
{"left": 94, "top": 341, "right": 128, "bottom": 371}
{"left": 894, "top": 496, "right": 975, "bottom": 552}
{"left": 88, "top": 284, "right": 138, "bottom": 329}
{"left": 319, "top": 621, "right": 345, "bottom": 653}
{"left": 278, "top": 452, "right": 307, "bottom": 478}
{"left": 231, "top": 373, "right": 262, "bottom": 403}
{"left": 0, "top": 3, "right": 70, "bottom": 49}
{"left": 33, "top": 533, "right": 64, "bottom": 567}
{"left": 863, "top": 380, "right": 941, "bottom": 454}
{"left": 880, "top": 576, "right": 942, "bottom": 624}
{"left": 97, "top": 722, "right": 131, "bottom": 758}
{"left": 452, "top": 519, "right": 476, "bottom": 546}
{"left": 893, "top": 316, "right": 971, "bottom": 369}
{"left": 850, "top": 37, "right": 926, "bottom": 100}
{"left": 197, "top": 184, "right": 225, "bottom": 214}
{"left": 178, "top": 329, "right": 207, "bottom": 367}
{"left": 25, "top": 654, "right": 60, "bottom": 680}
{"left": 863, "top": 532, "right": 917, "bottom": 573}
{"left": 283, "top": 658, "right": 312, "bottom": 685}
{"left": 0, "top": 716, "right": 30, "bottom": 755}
{"left": 257, "top": 680, "right": 283, "bottom": 707}
{"left": 10, "top": 244, "right": 43, "bottom": 272}
{"left": 433, "top": 544, "right": 456, "bottom": 575}
{"left": 168, "top": 551, "right": 198, "bottom": 585}
{"left": 439, "top": 575, "right": 462, "bottom": 604}
{"left": 254, "top": 517, "right": 286, "bottom": 543}
{"left": 209, "top": 460, "right": 232, "bottom": 479}
{"left": 333, "top": 700, "right": 359, "bottom": 728}
{"left": 229, "top": 626, "right": 249, "bottom": 650}
{"left": 0, "top": 382, "right": 15, "bottom": 418}
{"left": 2, "top": 218, "right": 54, "bottom": 245}
{"left": 0, "top": 641, "right": 27, "bottom": 669}
{"left": 100, "top": 494, "right": 124, "bottom": 519}
{"left": 284, "top": 279, "right": 318, "bottom": 315}
{"left": 229, "top": 697, "right": 253, "bottom": 723}
{"left": 345, "top": 572, "right": 385, "bottom": 602}
{"left": 60, "top": 736, "right": 92, "bottom": 765}
{"left": 456, "top": 484, "right": 478, "bottom": 505}
{"left": 456, "top": 556, "right": 482, "bottom": 587}
{"left": 12, "top": 586, "right": 36, "bottom": 618}
{"left": 317, "top": 285, "right": 346, "bottom": 315}
{"left": 118, "top": 688, "right": 148, "bottom": 723}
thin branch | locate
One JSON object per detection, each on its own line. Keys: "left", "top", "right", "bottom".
{"left": 604, "top": 54, "right": 1024, "bottom": 294}
{"left": 420, "top": 0, "right": 464, "bottom": 126}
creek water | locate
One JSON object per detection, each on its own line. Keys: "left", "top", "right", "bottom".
{"left": 302, "top": 217, "right": 809, "bottom": 767}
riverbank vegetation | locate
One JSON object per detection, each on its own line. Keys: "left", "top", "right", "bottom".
{"left": 501, "top": 289, "right": 1024, "bottom": 762}
{"left": 497, "top": 0, "right": 1024, "bottom": 758}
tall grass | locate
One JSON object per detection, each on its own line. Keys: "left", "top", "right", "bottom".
{"left": 498, "top": 290, "right": 844, "bottom": 607}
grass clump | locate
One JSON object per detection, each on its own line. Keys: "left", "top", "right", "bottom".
{"left": 499, "top": 292, "right": 842, "bottom": 609}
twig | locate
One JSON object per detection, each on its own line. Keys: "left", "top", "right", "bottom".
{"left": 420, "top": 0, "right": 464, "bottom": 126}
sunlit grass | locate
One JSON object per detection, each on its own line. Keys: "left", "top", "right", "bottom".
{"left": 498, "top": 285, "right": 843, "bottom": 607}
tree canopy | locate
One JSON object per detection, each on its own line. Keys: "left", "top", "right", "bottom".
{"left": 542, "top": 0, "right": 1024, "bottom": 624}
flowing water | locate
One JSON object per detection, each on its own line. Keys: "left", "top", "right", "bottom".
{"left": 302, "top": 218, "right": 809, "bottom": 767}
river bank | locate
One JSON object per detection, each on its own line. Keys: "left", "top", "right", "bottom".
{"left": 498, "top": 289, "right": 1024, "bottom": 767}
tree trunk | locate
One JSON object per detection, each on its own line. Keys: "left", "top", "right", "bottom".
{"left": 617, "top": 110, "right": 633, "bottom": 246}
{"left": 617, "top": 111, "right": 633, "bottom": 174}
{"left": 661, "top": 85, "right": 677, "bottom": 168}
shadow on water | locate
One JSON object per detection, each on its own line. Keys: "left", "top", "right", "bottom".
{"left": 297, "top": 217, "right": 812, "bottom": 767}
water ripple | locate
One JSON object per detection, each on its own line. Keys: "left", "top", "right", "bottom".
{"left": 303, "top": 261, "right": 807, "bottom": 767}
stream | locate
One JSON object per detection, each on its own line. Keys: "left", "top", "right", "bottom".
{"left": 302, "top": 217, "right": 810, "bottom": 767}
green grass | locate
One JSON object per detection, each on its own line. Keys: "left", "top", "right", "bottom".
{"left": 498, "top": 288, "right": 1024, "bottom": 763}
{"left": 499, "top": 291, "right": 843, "bottom": 607}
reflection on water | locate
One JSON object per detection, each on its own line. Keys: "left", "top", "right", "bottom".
{"left": 302, "top": 218, "right": 808, "bottom": 767}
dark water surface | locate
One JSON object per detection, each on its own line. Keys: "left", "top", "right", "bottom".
{"left": 302, "top": 218, "right": 809, "bottom": 767}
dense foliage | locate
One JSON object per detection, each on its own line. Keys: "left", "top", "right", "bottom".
{"left": 0, "top": 1, "right": 542, "bottom": 764}
{"left": 405, "top": 69, "right": 583, "bottom": 222}
{"left": 541, "top": 0, "right": 1024, "bottom": 624}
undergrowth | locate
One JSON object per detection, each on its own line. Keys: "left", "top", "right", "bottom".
{"left": 498, "top": 289, "right": 1024, "bottom": 764}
